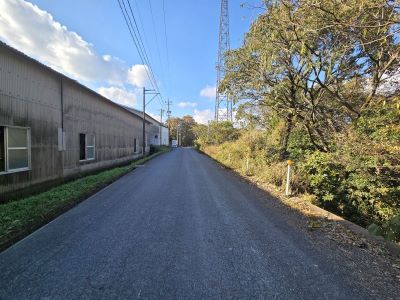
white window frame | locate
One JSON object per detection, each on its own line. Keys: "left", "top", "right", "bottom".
{"left": 79, "top": 133, "right": 95, "bottom": 162}
{"left": 0, "top": 125, "right": 31, "bottom": 175}
{"left": 85, "top": 134, "right": 95, "bottom": 160}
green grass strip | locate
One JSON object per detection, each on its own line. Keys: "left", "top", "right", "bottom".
{"left": 0, "top": 147, "right": 170, "bottom": 250}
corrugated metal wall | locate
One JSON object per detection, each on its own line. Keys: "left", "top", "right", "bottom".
{"left": 0, "top": 45, "right": 63, "bottom": 195}
{"left": 0, "top": 43, "right": 150, "bottom": 198}
{"left": 62, "top": 80, "right": 145, "bottom": 175}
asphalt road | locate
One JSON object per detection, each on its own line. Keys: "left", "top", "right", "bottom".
{"left": 0, "top": 148, "right": 397, "bottom": 299}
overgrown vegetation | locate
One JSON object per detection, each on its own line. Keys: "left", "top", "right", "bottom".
{"left": 0, "top": 146, "right": 170, "bottom": 249}
{"left": 195, "top": 0, "right": 400, "bottom": 242}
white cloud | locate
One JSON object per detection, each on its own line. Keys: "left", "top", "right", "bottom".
{"left": 193, "top": 109, "right": 214, "bottom": 124}
{"left": 178, "top": 101, "right": 198, "bottom": 108}
{"left": 377, "top": 70, "right": 400, "bottom": 96}
{"left": 148, "top": 113, "right": 161, "bottom": 122}
{"left": 200, "top": 85, "right": 216, "bottom": 99}
{"left": 193, "top": 108, "right": 236, "bottom": 124}
{"left": 97, "top": 86, "right": 139, "bottom": 107}
{"left": 0, "top": 0, "right": 150, "bottom": 89}
{"left": 127, "top": 64, "right": 150, "bottom": 87}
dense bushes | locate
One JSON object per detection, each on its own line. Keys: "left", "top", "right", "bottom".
{"left": 198, "top": 0, "right": 400, "bottom": 242}
{"left": 197, "top": 101, "right": 400, "bottom": 242}
{"left": 368, "top": 216, "right": 400, "bottom": 243}
{"left": 300, "top": 151, "right": 350, "bottom": 216}
{"left": 301, "top": 101, "right": 400, "bottom": 239}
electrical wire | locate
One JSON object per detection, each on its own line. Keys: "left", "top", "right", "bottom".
{"left": 126, "top": 1, "right": 160, "bottom": 93}
{"left": 117, "top": 0, "right": 156, "bottom": 89}
{"left": 129, "top": 0, "right": 165, "bottom": 106}
{"left": 130, "top": 0, "right": 165, "bottom": 107}
{"left": 147, "top": 0, "right": 165, "bottom": 95}
{"left": 162, "top": 0, "right": 171, "bottom": 95}
{"left": 117, "top": 0, "right": 165, "bottom": 107}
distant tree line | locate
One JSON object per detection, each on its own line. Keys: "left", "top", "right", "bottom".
{"left": 167, "top": 116, "right": 197, "bottom": 146}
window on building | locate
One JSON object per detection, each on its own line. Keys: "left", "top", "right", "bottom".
{"left": 134, "top": 138, "right": 137, "bottom": 153}
{"left": 86, "top": 135, "right": 95, "bottom": 160}
{"left": 79, "top": 134, "right": 85, "bottom": 160}
{"left": 79, "top": 133, "right": 95, "bottom": 161}
{"left": 0, "top": 126, "right": 31, "bottom": 173}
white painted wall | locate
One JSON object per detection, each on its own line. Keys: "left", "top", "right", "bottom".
{"left": 161, "top": 126, "right": 169, "bottom": 146}
{"left": 149, "top": 125, "right": 169, "bottom": 146}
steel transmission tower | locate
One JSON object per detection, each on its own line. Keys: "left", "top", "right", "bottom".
{"left": 215, "top": 0, "right": 232, "bottom": 122}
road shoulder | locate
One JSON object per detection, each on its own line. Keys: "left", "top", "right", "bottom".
{"left": 197, "top": 149, "right": 400, "bottom": 291}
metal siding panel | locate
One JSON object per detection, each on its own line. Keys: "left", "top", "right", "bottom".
{"left": 0, "top": 43, "right": 145, "bottom": 196}
{"left": 64, "top": 81, "right": 141, "bottom": 170}
{"left": 0, "top": 45, "right": 63, "bottom": 196}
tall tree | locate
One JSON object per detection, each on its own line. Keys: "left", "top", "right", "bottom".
{"left": 221, "top": 0, "right": 400, "bottom": 154}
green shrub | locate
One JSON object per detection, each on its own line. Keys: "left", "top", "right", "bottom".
{"left": 368, "top": 215, "right": 400, "bottom": 243}
{"left": 200, "top": 101, "right": 400, "bottom": 235}
{"left": 259, "top": 162, "right": 287, "bottom": 186}
{"left": 336, "top": 102, "right": 400, "bottom": 225}
{"left": 300, "top": 151, "right": 351, "bottom": 215}
{"left": 287, "top": 127, "right": 315, "bottom": 162}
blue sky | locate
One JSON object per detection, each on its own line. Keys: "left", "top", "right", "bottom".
{"left": 0, "top": 0, "right": 262, "bottom": 123}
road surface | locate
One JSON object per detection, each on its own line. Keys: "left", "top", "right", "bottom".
{"left": 0, "top": 148, "right": 398, "bottom": 299}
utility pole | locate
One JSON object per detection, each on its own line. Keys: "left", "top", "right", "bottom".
{"left": 159, "top": 108, "right": 164, "bottom": 146}
{"left": 142, "top": 87, "right": 146, "bottom": 156}
{"left": 207, "top": 120, "right": 210, "bottom": 143}
{"left": 166, "top": 99, "right": 172, "bottom": 146}
{"left": 176, "top": 124, "right": 179, "bottom": 146}
{"left": 142, "top": 87, "right": 159, "bottom": 157}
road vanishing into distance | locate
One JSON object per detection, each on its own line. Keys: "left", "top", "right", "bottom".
{"left": 0, "top": 148, "right": 399, "bottom": 299}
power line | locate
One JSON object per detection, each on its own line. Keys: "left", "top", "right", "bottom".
{"left": 162, "top": 0, "right": 171, "bottom": 93}
{"left": 117, "top": 0, "right": 165, "bottom": 107}
{"left": 146, "top": 0, "right": 171, "bottom": 105}
{"left": 130, "top": 0, "right": 165, "bottom": 107}
{"left": 125, "top": 1, "right": 160, "bottom": 93}
{"left": 130, "top": 0, "right": 167, "bottom": 107}
{"left": 147, "top": 0, "right": 165, "bottom": 95}
{"left": 117, "top": 0, "right": 156, "bottom": 90}
{"left": 132, "top": 0, "right": 155, "bottom": 77}
{"left": 126, "top": 1, "right": 165, "bottom": 107}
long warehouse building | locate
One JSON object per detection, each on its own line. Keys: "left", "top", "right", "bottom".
{"left": 0, "top": 41, "right": 168, "bottom": 201}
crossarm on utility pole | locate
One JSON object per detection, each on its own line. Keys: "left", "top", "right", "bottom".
{"left": 142, "top": 87, "right": 160, "bottom": 157}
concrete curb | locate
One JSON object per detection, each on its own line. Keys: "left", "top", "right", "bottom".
{"left": 198, "top": 149, "right": 400, "bottom": 258}
{"left": 293, "top": 197, "right": 400, "bottom": 257}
